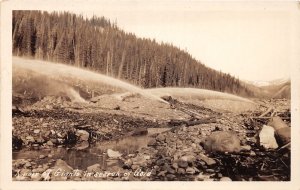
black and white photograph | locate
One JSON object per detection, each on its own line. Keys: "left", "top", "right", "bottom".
{"left": 1, "top": 0, "right": 300, "bottom": 189}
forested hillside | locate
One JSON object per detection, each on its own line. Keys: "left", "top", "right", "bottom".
{"left": 12, "top": 10, "right": 253, "bottom": 96}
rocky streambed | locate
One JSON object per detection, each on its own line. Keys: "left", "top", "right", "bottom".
{"left": 12, "top": 95, "right": 291, "bottom": 181}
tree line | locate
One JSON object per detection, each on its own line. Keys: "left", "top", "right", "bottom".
{"left": 12, "top": 10, "right": 253, "bottom": 97}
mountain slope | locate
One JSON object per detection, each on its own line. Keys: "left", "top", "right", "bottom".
{"left": 242, "top": 79, "right": 291, "bottom": 99}
{"left": 272, "top": 84, "right": 290, "bottom": 99}
{"left": 262, "top": 80, "right": 291, "bottom": 99}
{"left": 12, "top": 10, "right": 253, "bottom": 97}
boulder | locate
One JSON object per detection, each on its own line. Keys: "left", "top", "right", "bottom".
{"left": 197, "top": 154, "right": 216, "bottom": 166}
{"left": 147, "top": 138, "right": 156, "bottom": 146}
{"left": 36, "top": 137, "right": 45, "bottom": 144}
{"left": 45, "top": 105, "right": 53, "bottom": 109}
{"left": 31, "top": 173, "right": 42, "bottom": 181}
{"left": 167, "top": 167, "right": 176, "bottom": 174}
{"left": 166, "top": 174, "right": 176, "bottom": 180}
{"left": 13, "top": 159, "right": 26, "bottom": 168}
{"left": 259, "top": 125, "right": 278, "bottom": 149}
{"left": 39, "top": 155, "right": 46, "bottom": 159}
{"left": 77, "top": 130, "right": 89, "bottom": 141}
{"left": 276, "top": 127, "right": 291, "bottom": 145}
{"left": 33, "top": 129, "right": 40, "bottom": 134}
{"left": 157, "top": 170, "right": 167, "bottom": 177}
{"left": 180, "top": 155, "right": 196, "bottom": 163}
{"left": 107, "top": 149, "right": 122, "bottom": 158}
{"left": 46, "top": 140, "right": 54, "bottom": 146}
{"left": 172, "top": 162, "right": 179, "bottom": 170}
{"left": 156, "top": 159, "right": 166, "bottom": 166}
{"left": 220, "top": 177, "right": 232, "bottom": 181}
{"left": 268, "top": 116, "right": 289, "bottom": 130}
{"left": 240, "top": 145, "right": 251, "bottom": 151}
{"left": 24, "top": 162, "right": 32, "bottom": 168}
{"left": 156, "top": 134, "right": 166, "bottom": 142}
{"left": 195, "top": 173, "right": 211, "bottom": 181}
{"left": 186, "top": 167, "right": 195, "bottom": 174}
{"left": 131, "top": 164, "right": 139, "bottom": 170}
{"left": 177, "top": 159, "right": 188, "bottom": 168}
{"left": 202, "top": 131, "right": 241, "bottom": 153}
{"left": 177, "top": 168, "right": 186, "bottom": 175}
{"left": 268, "top": 116, "right": 290, "bottom": 146}
{"left": 26, "top": 136, "right": 35, "bottom": 143}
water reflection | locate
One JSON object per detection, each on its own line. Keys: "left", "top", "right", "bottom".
{"left": 13, "top": 128, "right": 170, "bottom": 169}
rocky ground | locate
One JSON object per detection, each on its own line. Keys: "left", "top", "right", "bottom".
{"left": 12, "top": 94, "right": 291, "bottom": 181}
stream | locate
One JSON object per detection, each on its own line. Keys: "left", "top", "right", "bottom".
{"left": 12, "top": 128, "right": 170, "bottom": 170}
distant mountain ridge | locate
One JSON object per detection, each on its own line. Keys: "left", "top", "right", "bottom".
{"left": 245, "top": 77, "right": 290, "bottom": 87}
{"left": 243, "top": 78, "right": 291, "bottom": 99}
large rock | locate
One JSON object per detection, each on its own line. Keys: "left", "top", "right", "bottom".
{"left": 202, "top": 131, "right": 241, "bottom": 153}
{"left": 31, "top": 173, "right": 42, "bottom": 181}
{"left": 259, "top": 125, "right": 278, "bottom": 149}
{"left": 33, "top": 129, "right": 40, "bottom": 134}
{"left": 177, "top": 159, "right": 188, "bottom": 168}
{"left": 13, "top": 159, "right": 27, "bottom": 168}
{"left": 197, "top": 154, "right": 216, "bottom": 166}
{"left": 167, "top": 166, "right": 176, "bottom": 174}
{"left": 276, "top": 127, "right": 291, "bottom": 146}
{"left": 268, "top": 116, "right": 289, "bottom": 130}
{"left": 24, "top": 162, "right": 32, "bottom": 168}
{"left": 179, "top": 155, "right": 196, "bottom": 163}
{"left": 147, "top": 138, "right": 156, "bottom": 146}
{"left": 220, "top": 177, "right": 232, "bottom": 181}
{"left": 46, "top": 140, "right": 54, "bottom": 146}
{"left": 77, "top": 130, "right": 89, "bottom": 141}
{"left": 156, "top": 134, "right": 166, "bottom": 142}
{"left": 177, "top": 168, "right": 186, "bottom": 175}
{"left": 268, "top": 116, "right": 290, "bottom": 146}
{"left": 166, "top": 174, "right": 176, "bottom": 180}
{"left": 26, "top": 136, "right": 35, "bottom": 143}
{"left": 186, "top": 167, "right": 196, "bottom": 174}
{"left": 107, "top": 149, "right": 122, "bottom": 158}
{"left": 195, "top": 173, "right": 212, "bottom": 181}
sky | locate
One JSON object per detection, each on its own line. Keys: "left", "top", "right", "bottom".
{"left": 11, "top": 0, "right": 300, "bottom": 82}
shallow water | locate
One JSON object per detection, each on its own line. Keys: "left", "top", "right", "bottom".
{"left": 13, "top": 128, "right": 170, "bottom": 170}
